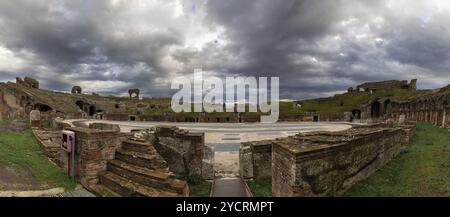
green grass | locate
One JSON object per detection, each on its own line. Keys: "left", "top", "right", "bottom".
{"left": 0, "top": 116, "right": 29, "bottom": 125}
{"left": 178, "top": 175, "right": 212, "bottom": 197}
{"left": 246, "top": 178, "right": 272, "bottom": 197}
{"left": 189, "top": 180, "right": 212, "bottom": 197}
{"left": 0, "top": 130, "right": 76, "bottom": 191}
{"left": 346, "top": 123, "right": 450, "bottom": 196}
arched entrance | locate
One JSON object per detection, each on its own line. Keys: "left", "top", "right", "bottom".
{"left": 352, "top": 109, "right": 361, "bottom": 119}
{"left": 371, "top": 101, "right": 381, "bottom": 118}
{"left": 88, "top": 105, "right": 96, "bottom": 116}
{"left": 75, "top": 101, "right": 84, "bottom": 111}
{"left": 34, "top": 103, "right": 52, "bottom": 112}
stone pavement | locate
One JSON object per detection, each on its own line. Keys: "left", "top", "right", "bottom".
{"left": 52, "top": 188, "right": 96, "bottom": 197}
{"left": 211, "top": 178, "right": 250, "bottom": 197}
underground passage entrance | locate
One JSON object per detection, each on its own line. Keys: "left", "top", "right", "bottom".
{"left": 88, "top": 106, "right": 96, "bottom": 116}
{"left": 313, "top": 115, "right": 319, "bottom": 122}
{"left": 34, "top": 103, "right": 52, "bottom": 112}
{"left": 352, "top": 109, "right": 361, "bottom": 119}
{"left": 371, "top": 101, "right": 381, "bottom": 118}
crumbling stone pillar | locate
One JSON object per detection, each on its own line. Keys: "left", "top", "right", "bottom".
{"left": 64, "top": 127, "right": 126, "bottom": 188}
{"left": 30, "top": 110, "right": 41, "bottom": 128}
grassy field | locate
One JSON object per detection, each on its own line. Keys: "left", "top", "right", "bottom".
{"left": 0, "top": 130, "right": 76, "bottom": 191}
{"left": 246, "top": 178, "right": 272, "bottom": 197}
{"left": 347, "top": 123, "right": 450, "bottom": 196}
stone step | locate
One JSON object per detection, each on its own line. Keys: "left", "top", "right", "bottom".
{"left": 115, "top": 149, "right": 167, "bottom": 170}
{"left": 121, "top": 140, "right": 156, "bottom": 153}
{"left": 90, "top": 184, "right": 121, "bottom": 197}
{"left": 98, "top": 171, "right": 178, "bottom": 197}
{"left": 107, "top": 159, "right": 188, "bottom": 196}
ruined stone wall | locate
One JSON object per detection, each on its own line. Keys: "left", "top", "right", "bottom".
{"left": 32, "top": 129, "right": 61, "bottom": 164}
{"left": 239, "top": 141, "right": 272, "bottom": 179}
{"left": 389, "top": 92, "right": 450, "bottom": 128}
{"left": 154, "top": 126, "right": 205, "bottom": 177}
{"left": 64, "top": 127, "right": 127, "bottom": 187}
{"left": 272, "top": 124, "right": 416, "bottom": 197}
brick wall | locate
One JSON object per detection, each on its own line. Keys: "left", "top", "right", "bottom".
{"left": 64, "top": 127, "right": 127, "bottom": 188}
{"left": 272, "top": 124, "right": 416, "bottom": 196}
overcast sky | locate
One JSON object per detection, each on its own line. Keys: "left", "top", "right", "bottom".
{"left": 1, "top": 0, "right": 450, "bottom": 99}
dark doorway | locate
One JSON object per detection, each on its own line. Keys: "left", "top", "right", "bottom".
{"left": 352, "top": 109, "right": 361, "bottom": 119}
{"left": 383, "top": 99, "right": 391, "bottom": 115}
{"left": 75, "top": 101, "right": 84, "bottom": 111}
{"left": 88, "top": 105, "right": 96, "bottom": 116}
{"left": 217, "top": 117, "right": 220, "bottom": 123}
{"left": 34, "top": 103, "right": 52, "bottom": 112}
{"left": 313, "top": 115, "right": 319, "bottom": 122}
{"left": 130, "top": 116, "right": 136, "bottom": 121}
{"left": 371, "top": 101, "right": 381, "bottom": 118}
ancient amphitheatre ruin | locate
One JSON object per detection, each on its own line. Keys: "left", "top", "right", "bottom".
{"left": 0, "top": 76, "right": 449, "bottom": 196}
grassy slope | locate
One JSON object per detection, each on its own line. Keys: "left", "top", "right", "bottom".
{"left": 0, "top": 130, "right": 76, "bottom": 191}
{"left": 281, "top": 89, "right": 433, "bottom": 115}
{"left": 347, "top": 123, "right": 450, "bottom": 196}
{"left": 246, "top": 178, "right": 272, "bottom": 197}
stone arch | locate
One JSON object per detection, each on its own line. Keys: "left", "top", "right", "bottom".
{"left": 71, "top": 86, "right": 82, "bottom": 94}
{"left": 352, "top": 109, "right": 361, "bottom": 119}
{"left": 128, "top": 89, "right": 140, "bottom": 99}
{"left": 371, "top": 101, "right": 381, "bottom": 118}
{"left": 34, "top": 103, "right": 52, "bottom": 112}
{"left": 75, "top": 100, "right": 84, "bottom": 111}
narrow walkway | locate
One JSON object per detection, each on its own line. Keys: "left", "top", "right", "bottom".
{"left": 211, "top": 178, "right": 250, "bottom": 197}
{"left": 52, "top": 188, "right": 96, "bottom": 197}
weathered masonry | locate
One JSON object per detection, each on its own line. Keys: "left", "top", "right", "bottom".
{"left": 388, "top": 88, "right": 450, "bottom": 128}
{"left": 272, "top": 124, "right": 415, "bottom": 196}
{"left": 29, "top": 113, "right": 199, "bottom": 196}
{"left": 240, "top": 124, "right": 416, "bottom": 196}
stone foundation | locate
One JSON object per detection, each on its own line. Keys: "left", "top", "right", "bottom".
{"left": 154, "top": 126, "right": 205, "bottom": 177}
{"left": 271, "top": 124, "right": 416, "bottom": 196}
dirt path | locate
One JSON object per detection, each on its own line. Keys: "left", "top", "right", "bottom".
{"left": 0, "top": 165, "right": 43, "bottom": 191}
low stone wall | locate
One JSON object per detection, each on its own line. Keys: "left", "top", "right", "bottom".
{"left": 32, "top": 129, "right": 61, "bottom": 165}
{"left": 154, "top": 126, "right": 205, "bottom": 177}
{"left": 272, "top": 124, "right": 416, "bottom": 196}
{"left": 89, "top": 122, "right": 121, "bottom": 131}
{"left": 64, "top": 127, "right": 127, "bottom": 188}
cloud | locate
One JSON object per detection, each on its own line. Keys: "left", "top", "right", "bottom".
{"left": 0, "top": 0, "right": 449, "bottom": 99}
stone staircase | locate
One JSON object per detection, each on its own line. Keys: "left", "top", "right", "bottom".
{"left": 90, "top": 140, "right": 189, "bottom": 197}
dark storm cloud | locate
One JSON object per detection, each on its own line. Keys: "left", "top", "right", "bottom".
{"left": 0, "top": 0, "right": 449, "bottom": 99}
